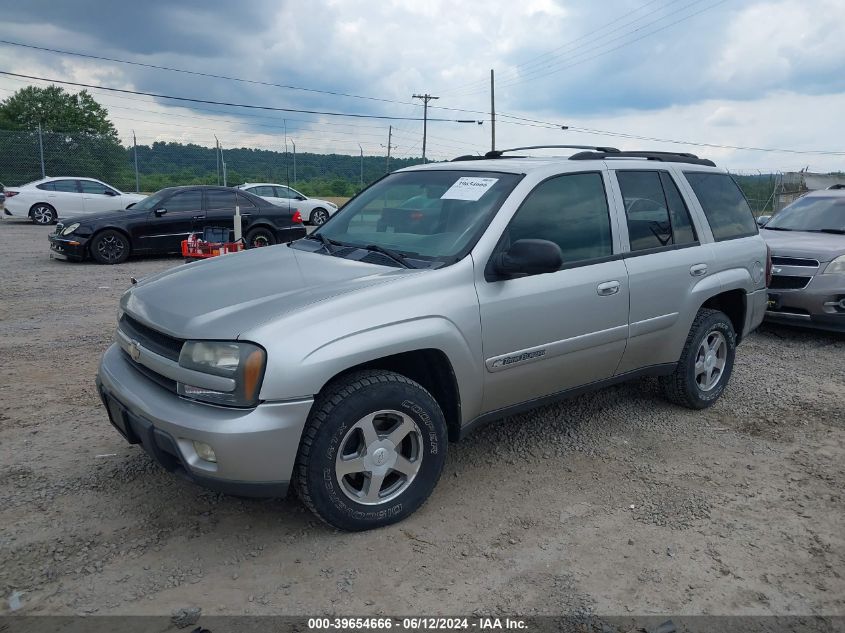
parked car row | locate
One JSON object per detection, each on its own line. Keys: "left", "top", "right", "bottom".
{"left": 3, "top": 177, "right": 338, "bottom": 226}
{"left": 48, "top": 186, "right": 306, "bottom": 264}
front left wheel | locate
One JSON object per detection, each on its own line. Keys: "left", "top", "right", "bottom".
{"left": 294, "top": 370, "right": 448, "bottom": 531}
{"left": 90, "top": 229, "right": 130, "bottom": 265}
{"left": 310, "top": 208, "right": 330, "bottom": 226}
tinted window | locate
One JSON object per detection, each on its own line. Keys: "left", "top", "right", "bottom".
{"left": 52, "top": 180, "right": 79, "bottom": 193}
{"left": 236, "top": 193, "right": 257, "bottom": 209}
{"left": 617, "top": 171, "right": 697, "bottom": 251}
{"left": 249, "top": 186, "right": 275, "bottom": 197}
{"left": 273, "top": 186, "right": 297, "bottom": 199}
{"left": 37, "top": 182, "right": 55, "bottom": 191}
{"left": 506, "top": 172, "right": 612, "bottom": 265}
{"left": 661, "top": 172, "right": 696, "bottom": 245}
{"left": 207, "top": 190, "right": 237, "bottom": 210}
{"left": 165, "top": 190, "right": 202, "bottom": 212}
{"left": 684, "top": 172, "right": 757, "bottom": 241}
{"left": 80, "top": 180, "right": 117, "bottom": 195}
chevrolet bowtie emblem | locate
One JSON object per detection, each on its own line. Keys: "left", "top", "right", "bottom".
{"left": 128, "top": 340, "right": 142, "bottom": 362}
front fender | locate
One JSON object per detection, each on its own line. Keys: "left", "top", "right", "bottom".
{"left": 261, "top": 317, "right": 482, "bottom": 423}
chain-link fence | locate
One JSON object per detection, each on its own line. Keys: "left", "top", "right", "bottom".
{"left": 0, "top": 128, "right": 427, "bottom": 198}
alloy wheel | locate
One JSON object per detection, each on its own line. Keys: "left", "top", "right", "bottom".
{"left": 97, "top": 234, "right": 126, "bottom": 263}
{"left": 312, "top": 209, "right": 329, "bottom": 225}
{"left": 334, "top": 410, "right": 423, "bottom": 505}
{"left": 32, "top": 206, "right": 54, "bottom": 224}
{"left": 695, "top": 330, "right": 727, "bottom": 391}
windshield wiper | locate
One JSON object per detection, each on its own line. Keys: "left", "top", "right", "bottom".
{"left": 763, "top": 226, "right": 792, "bottom": 231}
{"left": 807, "top": 228, "right": 845, "bottom": 235}
{"left": 306, "top": 232, "right": 342, "bottom": 252}
{"left": 362, "top": 244, "right": 416, "bottom": 269}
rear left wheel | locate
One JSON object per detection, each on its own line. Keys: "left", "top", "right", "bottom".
{"left": 294, "top": 370, "right": 447, "bottom": 531}
{"left": 245, "top": 227, "right": 276, "bottom": 248}
{"left": 30, "top": 204, "right": 57, "bottom": 225}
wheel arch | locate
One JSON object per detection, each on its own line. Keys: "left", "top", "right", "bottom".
{"left": 28, "top": 201, "right": 56, "bottom": 217}
{"left": 701, "top": 288, "right": 747, "bottom": 343}
{"left": 316, "top": 348, "right": 463, "bottom": 442}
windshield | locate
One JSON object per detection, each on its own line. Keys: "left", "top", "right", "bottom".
{"left": 310, "top": 170, "right": 522, "bottom": 263}
{"left": 766, "top": 196, "right": 845, "bottom": 232}
{"left": 129, "top": 190, "right": 170, "bottom": 212}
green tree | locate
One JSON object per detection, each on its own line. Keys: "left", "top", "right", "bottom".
{"left": 0, "top": 85, "right": 117, "bottom": 137}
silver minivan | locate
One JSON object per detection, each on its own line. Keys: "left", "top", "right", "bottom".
{"left": 97, "top": 147, "right": 769, "bottom": 531}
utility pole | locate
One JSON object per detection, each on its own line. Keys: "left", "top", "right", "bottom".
{"left": 291, "top": 139, "right": 296, "bottom": 184}
{"left": 37, "top": 122, "right": 45, "bottom": 178}
{"left": 283, "top": 120, "right": 290, "bottom": 187}
{"left": 358, "top": 144, "right": 364, "bottom": 190}
{"left": 490, "top": 69, "right": 495, "bottom": 153}
{"left": 412, "top": 93, "right": 439, "bottom": 163}
{"left": 385, "top": 125, "right": 392, "bottom": 173}
{"left": 132, "top": 130, "right": 140, "bottom": 193}
{"left": 214, "top": 135, "right": 220, "bottom": 185}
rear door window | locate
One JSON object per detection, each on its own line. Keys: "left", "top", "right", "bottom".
{"left": 616, "top": 170, "right": 698, "bottom": 251}
{"left": 206, "top": 190, "right": 237, "bottom": 210}
{"left": 52, "top": 180, "right": 80, "bottom": 193}
{"left": 683, "top": 172, "right": 757, "bottom": 241}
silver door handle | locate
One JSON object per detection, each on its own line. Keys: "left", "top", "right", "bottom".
{"left": 690, "top": 263, "right": 708, "bottom": 277}
{"left": 596, "top": 280, "right": 620, "bottom": 296}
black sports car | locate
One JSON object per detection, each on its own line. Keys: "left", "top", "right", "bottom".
{"left": 48, "top": 185, "right": 307, "bottom": 264}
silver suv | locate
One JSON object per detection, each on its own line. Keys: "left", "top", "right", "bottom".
{"left": 97, "top": 146, "right": 769, "bottom": 531}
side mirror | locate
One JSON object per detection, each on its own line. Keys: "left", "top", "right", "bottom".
{"left": 756, "top": 215, "right": 770, "bottom": 227}
{"left": 154, "top": 208, "right": 167, "bottom": 217}
{"left": 103, "top": 190, "right": 117, "bottom": 196}
{"left": 296, "top": 195, "right": 306, "bottom": 201}
{"left": 491, "top": 239, "right": 563, "bottom": 279}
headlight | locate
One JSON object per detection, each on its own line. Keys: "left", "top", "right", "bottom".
{"left": 824, "top": 255, "right": 845, "bottom": 274}
{"left": 61, "top": 222, "right": 80, "bottom": 236}
{"left": 177, "top": 341, "right": 266, "bottom": 407}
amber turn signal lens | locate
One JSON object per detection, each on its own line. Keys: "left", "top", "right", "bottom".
{"left": 242, "top": 348, "right": 266, "bottom": 402}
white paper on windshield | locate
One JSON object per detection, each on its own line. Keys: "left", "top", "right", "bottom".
{"left": 440, "top": 177, "right": 499, "bottom": 201}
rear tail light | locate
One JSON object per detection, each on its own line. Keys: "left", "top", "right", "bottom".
{"left": 5, "top": 191, "right": 19, "bottom": 198}
{"left": 292, "top": 210, "right": 303, "bottom": 224}
{"left": 765, "top": 244, "right": 773, "bottom": 287}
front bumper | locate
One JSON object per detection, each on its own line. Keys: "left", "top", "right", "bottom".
{"left": 48, "top": 234, "right": 88, "bottom": 261}
{"left": 765, "top": 273, "right": 845, "bottom": 333}
{"left": 96, "top": 343, "right": 313, "bottom": 496}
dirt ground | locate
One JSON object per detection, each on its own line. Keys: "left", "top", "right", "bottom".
{"left": 1, "top": 217, "right": 843, "bottom": 621}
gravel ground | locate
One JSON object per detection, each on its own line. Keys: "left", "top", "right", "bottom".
{"left": 1, "top": 217, "right": 843, "bottom": 620}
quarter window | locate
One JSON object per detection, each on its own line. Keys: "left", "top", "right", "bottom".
{"left": 616, "top": 171, "right": 698, "bottom": 251}
{"left": 683, "top": 172, "right": 757, "bottom": 241}
{"left": 236, "top": 193, "right": 257, "bottom": 208}
{"left": 505, "top": 172, "right": 613, "bottom": 266}
{"left": 273, "top": 186, "right": 297, "bottom": 199}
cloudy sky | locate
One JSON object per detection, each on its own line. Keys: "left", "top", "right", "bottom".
{"left": 0, "top": 0, "right": 843, "bottom": 171}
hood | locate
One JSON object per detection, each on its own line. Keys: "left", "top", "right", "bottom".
{"left": 122, "top": 244, "right": 414, "bottom": 339}
{"left": 760, "top": 229, "right": 845, "bottom": 263}
{"left": 62, "top": 208, "right": 148, "bottom": 225}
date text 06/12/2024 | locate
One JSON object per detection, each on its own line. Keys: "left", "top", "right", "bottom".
{"left": 307, "top": 617, "right": 528, "bottom": 630}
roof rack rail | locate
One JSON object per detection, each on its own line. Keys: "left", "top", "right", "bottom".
{"left": 451, "top": 145, "right": 620, "bottom": 161}
{"left": 569, "top": 150, "right": 716, "bottom": 167}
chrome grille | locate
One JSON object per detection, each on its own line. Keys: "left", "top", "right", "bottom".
{"left": 119, "top": 315, "right": 183, "bottom": 362}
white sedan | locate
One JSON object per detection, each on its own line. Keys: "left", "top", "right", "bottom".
{"left": 3, "top": 177, "right": 146, "bottom": 225}
{"left": 237, "top": 183, "right": 338, "bottom": 225}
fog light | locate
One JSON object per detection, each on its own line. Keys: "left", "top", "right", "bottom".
{"left": 193, "top": 441, "right": 217, "bottom": 463}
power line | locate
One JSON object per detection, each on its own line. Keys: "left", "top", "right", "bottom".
{"left": 448, "top": 0, "right": 723, "bottom": 99}
{"left": 439, "top": 0, "right": 677, "bottom": 95}
{"left": 0, "top": 71, "right": 476, "bottom": 123}
{"left": 0, "top": 38, "right": 423, "bottom": 109}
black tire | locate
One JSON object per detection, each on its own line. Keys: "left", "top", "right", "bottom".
{"left": 30, "top": 203, "right": 57, "bottom": 225}
{"left": 90, "top": 229, "right": 131, "bottom": 265}
{"left": 245, "top": 227, "right": 276, "bottom": 248}
{"left": 659, "top": 308, "right": 737, "bottom": 409}
{"left": 310, "top": 208, "right": 330, "bottom": 226}
{"left": 294, "top": 370, "right": 448, "bottom": 531}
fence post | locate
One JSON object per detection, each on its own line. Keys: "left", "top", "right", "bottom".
{"left": 37, "top": 122, "right": 45, "bottom": 178}
{"left": 133, "top": 130, "right": 140, "bottom": 192}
